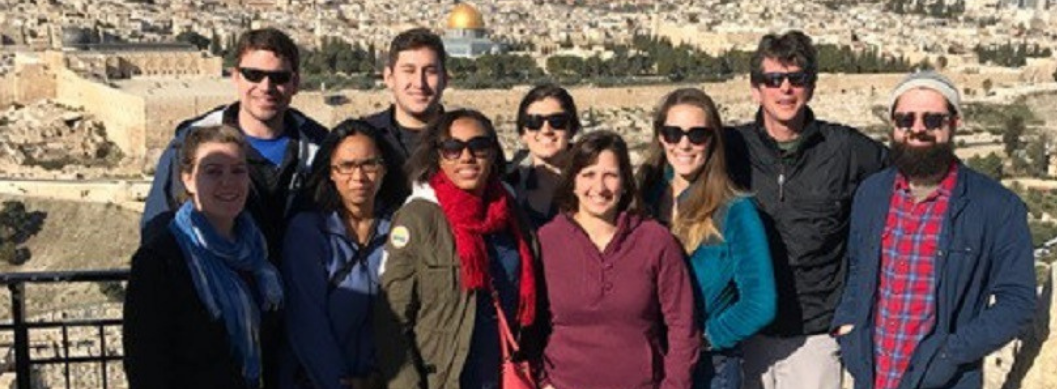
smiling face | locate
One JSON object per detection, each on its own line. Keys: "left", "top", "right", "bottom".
{"left": 891, "top": 88, "right": 956, "bottom": 147}
{"left": 890, "top": 88, "right": 958, "bottom": 181}
{"left": 439, "top": 117, "right": 494, "bottom": 193}
{"left": 329, "top": 134, "right": 386, "bottom": 211}
{"left": 384, "top": 47, "right": 447, "bottom": 126}
{"left": 751, "top": 57, "right": 813, "bottom": 129}
{"left": 233, "top": 49, "right": 299, "bottom": 129}
{"left": 521, "top": 97, "right": 573, "bottom": 164}
{"left": 574, "top": 149, "right": 623, "bottom": 224}
{"left": 181, "top": 141, "right": 250, "bottom": 227}
{"left": 661, "top": 104, "right": 712, "bottom": 181}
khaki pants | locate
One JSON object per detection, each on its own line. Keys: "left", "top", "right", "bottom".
{"left": 742, "top": 333, "right": 842, "bottom": 389}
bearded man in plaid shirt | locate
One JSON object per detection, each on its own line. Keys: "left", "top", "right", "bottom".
{"left": 831, "top": 71, "right": 1036, "bottom": 389}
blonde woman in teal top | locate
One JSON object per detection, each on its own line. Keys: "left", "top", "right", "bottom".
{"left": 638, "top": 88, "right": 777, "bottom": 389}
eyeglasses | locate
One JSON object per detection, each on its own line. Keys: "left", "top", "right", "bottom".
{"left": 438, "top": 136, "right": 494, "bottom": 160}
{"left": 659, "top": 125, "right": 714, "bottom": 145}
{"left": 237, "top": 67, "right": 294, "bottom": 84}
{"left": 752, "top": 71, "right": 812, "bottom": 88}
{"left": 524, "top": 113, "right": 571, "bottom": 131}
{"left": 332, "top": 158, "right": 385, "bottom": 175}
{"left": 892, "top": 112, "right": 951, "bottom": 131}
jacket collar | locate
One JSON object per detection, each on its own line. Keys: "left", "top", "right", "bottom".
{"left": 321, "top": 210, "right": 392, "bottom": 241}
{"left": 221, "top": 103, "right": 306, "bottom": 141}
{"left": 750, "top": 106, "right": 825, "bottom": 158}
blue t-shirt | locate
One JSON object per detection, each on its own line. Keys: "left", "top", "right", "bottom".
{"left": 245, "top": 133, "right": 291, "bottom": 167}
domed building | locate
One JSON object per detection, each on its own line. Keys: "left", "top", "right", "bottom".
{"left": 442, "top": 2, "right": 503, "bottom": 58}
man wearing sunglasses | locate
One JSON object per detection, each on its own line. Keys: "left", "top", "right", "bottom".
{"left": 142, "top": 27, "right": 327, "bottom": 265}
{"left": 365, "top": 28, "right": 449, "bottom": 171}
{"left": 726, "top": 30, "right": 888, "bottom": 389}
{"left": 831, "top": 71, "right": 1035, "bottom": 389}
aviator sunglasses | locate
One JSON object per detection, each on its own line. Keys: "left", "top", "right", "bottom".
{"left": 659, "top": 125, "right": 714, "bottom": 146}
{"left": 752, "top": 71, "right": 812, "bottom": 88}
{"left": 438, "top": 136, "right": 494, "bottom": 160}
{"left": 524, "top": 113, "right": 571, "bottom": 131}
{"left": 892, "top": 112, "right": 951, "bottom": 131}
{"left": 237, "top": 67, "right": 294, "bottom": 84}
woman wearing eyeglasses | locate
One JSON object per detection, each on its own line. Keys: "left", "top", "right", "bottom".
{"left": 507, "top": 84, "right": 582, "bottom": 227}
{"left": 637, "top": 88, "right": 776, "bottom": 389}
{"left": 278, "top": 120, "right": 408, "bottom": 389}
{"left": 373, "top": 109, "right": 542, "bottom": 389}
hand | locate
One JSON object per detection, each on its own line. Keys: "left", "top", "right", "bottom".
{"left": 835, "top": 324, "right": 854, "bottom": 337}
{"left": 543, "top": 385, "right": 557, "bottom": 389}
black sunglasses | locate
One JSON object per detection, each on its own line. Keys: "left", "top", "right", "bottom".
{"left": 237, "top": 67, "right": 294, "bottom": 84}
{"left": 524, "top": 113, "right": 571, "bottom": 131}
{"left": 892, "top": 112, "right": 951, "bottom": 131}
{"left": 438, "top": 136, "right": 494, "bottom": 160}
{"left": 659, "top": 125, "right": 714, "bottom": 145}
{"left": 753, "top": 71, "right": 812, "bottom": 88}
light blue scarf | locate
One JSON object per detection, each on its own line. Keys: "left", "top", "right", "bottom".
{"left": 169, "top": 202, "right": 283, "bottom": 387}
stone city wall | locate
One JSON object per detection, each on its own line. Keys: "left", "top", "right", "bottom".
{"left": 142, "top": 93, "right": 232, "bottom": 153}
{"left": 54, "top": 69, "right": 146, "bottom": 159}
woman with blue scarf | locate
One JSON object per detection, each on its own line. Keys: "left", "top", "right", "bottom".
{"left": 124, "top": 124, "right": 284, "bottom": 389}
{"left": 278, "top": 120, "right": 407, "bottom": 389}
{"left": 637, "top": 88, "right": 777, "bottom": 389}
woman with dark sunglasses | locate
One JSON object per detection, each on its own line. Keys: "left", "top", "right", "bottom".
{"left": 277, "top": 120, "right": 408, "bottom": 389}
{"left": 507, "top": 83, "right": 583, "bottom": 227}
{"left": 373, "top": 109, "right": 544, "bottom": 389}
{"left": 637, "top": 88, "right": 777, "bottom": 389}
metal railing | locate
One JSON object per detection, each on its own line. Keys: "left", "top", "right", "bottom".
{"left": 0, "top": 269, "right": 129, "bottom": 389}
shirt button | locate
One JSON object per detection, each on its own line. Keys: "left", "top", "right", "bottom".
{"left": 603, "top": 263, "right": 614, "bottom": 270}
{"left": 603, "top": 282, "right": 613, "bottom": 291}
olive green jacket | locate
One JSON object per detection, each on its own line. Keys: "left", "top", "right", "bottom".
{"left": 373, "top": 183, "right": 543, "bottom": 389}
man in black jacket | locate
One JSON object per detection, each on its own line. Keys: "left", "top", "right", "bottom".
{"left": 364, "top": 28, "right": 448, "bottom": 170}
{"left": 727, "top": 30, "right": 888, "bottom": 389}
{"left": 141, "top": 28, "right": 327, "bottom": 262}
{"left": 138, "top": 28, "right": 326, "bottom": 389}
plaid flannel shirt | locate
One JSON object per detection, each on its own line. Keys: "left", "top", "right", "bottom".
{"left": 873, "top": 165, "right": 958, "bottom": 389}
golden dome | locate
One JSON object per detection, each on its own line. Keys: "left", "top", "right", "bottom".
{"left": 447, "top": 3, "right": 485, "bottom": 30}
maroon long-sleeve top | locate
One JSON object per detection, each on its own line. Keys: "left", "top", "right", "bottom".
{"left": 538, "top": 212, "right": 700, "bottom": 389}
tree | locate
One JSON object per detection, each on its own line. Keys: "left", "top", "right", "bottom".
{"left": 0, "top": 201, "right": 46, "bottom": 265}
{"left": 967, "top": 152, "right": 1004, "bottom": 180}
{"left": 1003, "top": 115, "right": 1025, "bottom": 158}
{"left": 175, "top": 31, "right": 211, "bottom": 51}
{"left": 1027, "top": 133, "right": 1051, "bottom": 178}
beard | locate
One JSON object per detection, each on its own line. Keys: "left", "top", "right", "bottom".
{"left": 890, "top": 137, "right": 956, "bottom": 184}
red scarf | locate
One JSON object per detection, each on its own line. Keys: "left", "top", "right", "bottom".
{"left": 429, "top": 172, "right": 537, "bottom": 326}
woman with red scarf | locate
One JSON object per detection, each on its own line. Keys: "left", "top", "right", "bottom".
{"left": 373, "top": 109, "right": 542, "bottom": 389}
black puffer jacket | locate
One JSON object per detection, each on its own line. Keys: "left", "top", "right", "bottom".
{"left": 726, "top": 108, "right": 888, "bottom": 337}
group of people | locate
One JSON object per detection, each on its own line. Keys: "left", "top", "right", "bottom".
{"left": 121, "top": 25, "right": 1037, "bottom": 389}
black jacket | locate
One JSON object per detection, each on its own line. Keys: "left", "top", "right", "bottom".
{"left": 140, "top": 104, "right": 328, "bottom": 265}
{"left": 123, "top": 212, "right": 281, "bottom": 389}
{"left": 364, "top": 105, "right": 418, "bottom": 171}
{"left": 726, "top": 108, "right": 888, "bottom": 336}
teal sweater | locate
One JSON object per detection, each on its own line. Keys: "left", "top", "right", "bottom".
{"left": 688, "top": 196, "right": 776, "bottom": 350}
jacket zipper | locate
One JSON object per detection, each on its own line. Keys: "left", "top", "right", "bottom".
{"left": 778, "top": 164, "right": 786, "bottom": 202}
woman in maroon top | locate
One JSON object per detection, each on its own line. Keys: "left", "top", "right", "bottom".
{"left": 537, "top": 131, "right": 700, "bottom": 389}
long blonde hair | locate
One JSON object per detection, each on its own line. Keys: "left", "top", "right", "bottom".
{"left": 636, "top": 88, "right": 741, "bottom": 252}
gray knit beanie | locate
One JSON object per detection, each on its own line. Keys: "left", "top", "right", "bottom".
{"left": 889, "top": 71, "right": 961, "bottom": 116}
